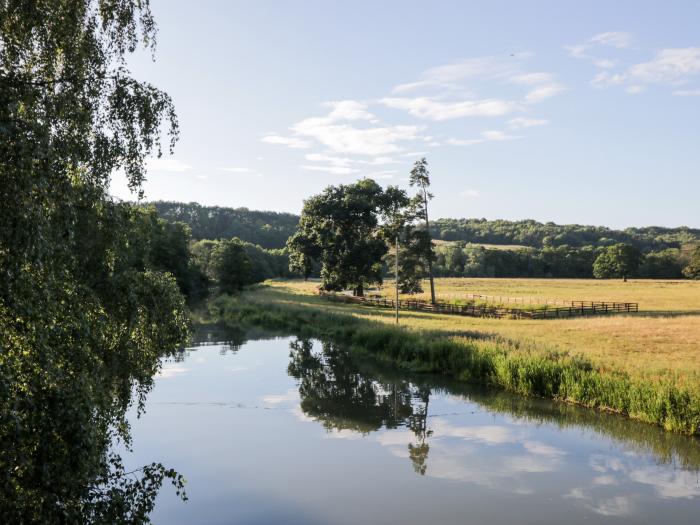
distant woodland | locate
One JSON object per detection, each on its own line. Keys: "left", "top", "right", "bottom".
{"left": 150, "top": 201, "right": 700, "bottom": 280}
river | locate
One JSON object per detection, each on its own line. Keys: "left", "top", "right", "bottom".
{"left": 123, "top": 326, "right": 700, "bottom": 524}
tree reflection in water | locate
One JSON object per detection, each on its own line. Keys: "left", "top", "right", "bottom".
{"left": 287, "top": 337, "right": 700, "bottom": 479}
{"left": 0, "top": 344, "right": 186, "bottom": 523}
{"left": 288, "top": 338, "right": 433, "bottom": 476}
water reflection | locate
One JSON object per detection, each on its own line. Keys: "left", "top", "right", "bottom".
{"left": 0, "top": 342, "right": 186, "bottom": 522}
{"left": 285, "top": 336, "right": 700, "bottom": 516}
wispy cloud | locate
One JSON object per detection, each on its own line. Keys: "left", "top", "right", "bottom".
{"left": 383, "top": 56, "right": 563, "bottom": 122}
{"left": 262, "top": 135, "right": 312, "bottom": 148}
{"left": 629, "top": 47, "right": 700, "bottom": 83}
{"left": 146, "top": 157, "right": 193, "bottom": 172}
{"left": 447, "top": 130, "right": 522, "bottom": 146}
{"left": 588, "top": 47, "right": 700, "bottom": 93}
{"left": 292, "top": 117, "right": 423, "bottom": 156}
{"left": 460, "top": 189, "right": 480, "bottom": 198}
{"left": 325, "top": 100, "right": 377, "bottom": 122}
{"left": 566, "top": 31, "right": 633, "bottom": 61}
{"left": 508, "top": 117, "right": 548, "bottom": 129}
{"left": 381, "top": 96, "right": 517, "bottom": 121}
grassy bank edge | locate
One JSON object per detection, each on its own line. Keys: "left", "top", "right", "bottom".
{"left": 208, "top": 290, "right": 700, "bottom": 436}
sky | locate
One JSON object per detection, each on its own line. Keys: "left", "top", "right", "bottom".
{"left": 108, "top": 0, "right": 700, "bottom": 228}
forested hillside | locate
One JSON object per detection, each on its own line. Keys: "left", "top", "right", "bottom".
{"left": 152, "top": 201, "right": 299, "bottom": 248}
{"left": 431, "top": 218, "right": 700, "bottom": 251}
{"left": 152, "top": 201, "right": 699, "bottom": 280}
{"left": 153, "top": 201, "right": 699, "bottom": 252}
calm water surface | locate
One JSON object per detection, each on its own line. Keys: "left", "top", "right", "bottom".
{"left": 124, "top": 328, "right": 700, "bottom": 524}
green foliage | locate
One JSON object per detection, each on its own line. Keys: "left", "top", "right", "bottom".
{"left": 0, "top": 1, "right": 190, "bottom": 519}
{"left": 409, "top": 158, "right": 436, "bottom": 301}
{"left": 384, "top": 227, "right": 430, "bottom": 294}
{"left": 593, "top": 243, "right": 642, "bottom": 279}
{"left": 683, "top": 246, "right": 700, "bottom": 280}
{"left": 210, "top": 239, "right": 253, "bottom": 293}
{"left": 431, "top": 218, "right": 700, "bottom": 251}
{"left": 151, "top": 201, "right": 299, "bottom": 248}
{"left": 287, "top": 179, "right": 392, "bottom": 295}
{"left": 639, "top": 249, "right": 684, "bottom": 279}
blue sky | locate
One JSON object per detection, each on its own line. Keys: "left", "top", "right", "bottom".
{"left": 109, "top": 0, "right": 700, "bottom": 228}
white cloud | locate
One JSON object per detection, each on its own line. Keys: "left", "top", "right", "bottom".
{"left": 446, "top": 138, "right": 485, "bottom": 146}
{"left": 380, "top": 96, "right": 517, "bottom": 121}
{"left": 567, "top": 31, "right": 633, "bottom": 61}
{"left": 524, "top": 83, "right": 566, "bottom": 103}
{"left": 262, "top": 135, "right": 312, "bottom": 149}
{"left": 423, "top": 57, "right": 519, "bottom": 83}
{"left": 566, "top": 44, "right": 591, "bottom": 59}
{"left": 447, "top": 129, "right": 522, "bottom": 147}
{"left": 145, "top": 157, "right": 192, "bottom": 172}
{"left": 590, "top": 31, "right": 633, "bottom": 49}
{"left": 325, "top": 100, "right": 376, "bottom": 121}
{"left": 292, "top": 117, "right": 423, "bottom": 156}
{"left": 629, "top": 47, "right": 700, "bottom": 84}
{"left": 460, "top": 189, "right": 480, "bottom": 197}
{"left": 509, "top": 72, "right": 555, "bottom": 85}
{"left": 481, "top": 130, "right": 519, "bottom": 141}
{"left": 590, "top": 71, "right": 626, "bottom": 88}
{"left": 508, "top": 117, "right": 548, "bottom": 129}
{"left": 586, "top": 48, "right": 700, "bottom": 94}
{"left": 301, "top": 164, "right": 359, "bottom": 175}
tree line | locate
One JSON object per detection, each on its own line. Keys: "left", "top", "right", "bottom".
{"left": 433, "top": 242, "right": 699, "bottom": 279}
{"left": 152, "top": 201, "right": 700, "bottom": 283}
{"left": 152, "top": 201, "right": 700, "bottom": 255}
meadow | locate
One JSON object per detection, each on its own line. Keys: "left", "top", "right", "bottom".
{"left": 268, "top": 278, "right": 700, "bottom": 377}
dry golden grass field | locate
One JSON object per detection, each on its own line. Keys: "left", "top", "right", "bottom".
{"left": 260, "top": 278, "right": 700, "bottom": 383}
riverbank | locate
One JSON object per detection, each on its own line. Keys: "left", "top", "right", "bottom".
{"left": 206, "top": 281, "right": 700, "bottom": 435}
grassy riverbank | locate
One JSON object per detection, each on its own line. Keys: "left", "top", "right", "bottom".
{"left": 207, "top": 280, "right": 700, "bottom": 435}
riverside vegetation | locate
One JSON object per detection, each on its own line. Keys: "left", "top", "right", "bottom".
{"left": 205, "top": 280, "right": 700, "bottom": 436}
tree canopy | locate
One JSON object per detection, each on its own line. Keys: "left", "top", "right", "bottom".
{"left": 1, "top": 1, "right": 190, "bottom": 519}
{"left": 287, "top": 179, "right": 401, "bottom": 295}
{"left": 593, "top": 243, "right": 642, "bottom": 280}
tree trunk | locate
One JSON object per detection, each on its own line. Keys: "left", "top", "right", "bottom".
{"left": 395, "top": 234, "right": 400, "bottom": 324}
{"left": 423, "top": 189, "right": 436, "bottom": 305}
{"left": 355, "top": 283, "right": 364, "bottom": 297}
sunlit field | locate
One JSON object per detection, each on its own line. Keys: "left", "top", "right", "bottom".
{"left": 262, "top": 278, "right": 700, "bottom": 380}
{"left": 377, "top": 277, "right": 700, "bottom": 313}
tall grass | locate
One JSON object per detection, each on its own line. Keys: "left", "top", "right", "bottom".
{"left": 210, "top": 291, "right": 700, "bottom": 436}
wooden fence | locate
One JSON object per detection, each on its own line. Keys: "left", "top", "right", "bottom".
{"left": 319, "top": 292, "right": 638, "bottom": 320}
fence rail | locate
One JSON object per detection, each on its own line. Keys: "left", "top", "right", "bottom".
{"left": 319, "top": 292, "right": 639, "bottom": 320}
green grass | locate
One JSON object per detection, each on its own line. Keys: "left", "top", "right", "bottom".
{"left": 209, "top": 285, "right": 700, "bottom": 436}
{"left": 277, "top": 279, "right": 700, "bottom": 378}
